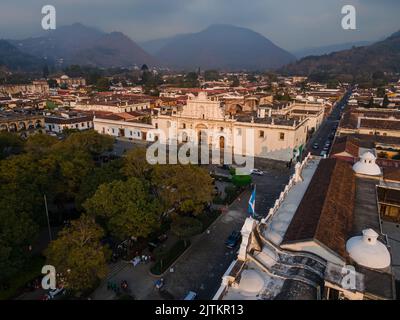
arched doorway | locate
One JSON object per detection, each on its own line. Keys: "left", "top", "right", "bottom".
{"left": 219, "top": 136, "right": 225, "bottom": 149}
{"left": 195, "top": 124, "right": 208, "bottom": 145}
{"left": 182, "top": 131, "right": 188, "bottom": 143}
{"left": 8, "top": 123, "right": 17, "bottom": 132}
{"left": 19, "top": 122, "right": 26, "bottom": 131}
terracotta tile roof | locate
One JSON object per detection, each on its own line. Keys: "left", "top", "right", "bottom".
{"left": 383, "top": 167, "right": 400, "bottom": 182}
{"left": 282, "top": 159, "right": 356, "bottom": 259}
{"left": 377, "top": 186, "right": 400, "bottom": 206}
{"left": 45, "top": 114, "right": 93, "bottom": 124}
{"left": 360, "top": 119, "right": 400, "bottom": 131}
{"left": 330, "top": 136, "right": 359, "bottom": 158}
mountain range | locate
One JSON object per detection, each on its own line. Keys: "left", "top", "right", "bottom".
{"left": 1, "top": 23, "right": 399, "bottom": 76}
{"left": 292, "top": 41, "right": 374, "bottom": 59}
{"left": 0, "top": 40, "right": 45, "bottom": 71}
{"left": 281, "top": 30, "right": 400, "bottom": 79}
{"left": 8, "top": 23, "right": 157, "bottom": 69}
{"left": 1, "top": 23, "right": 295, "bottom": 72}
{"left": 147, "top": 24, "right": 296, "bottom": 71}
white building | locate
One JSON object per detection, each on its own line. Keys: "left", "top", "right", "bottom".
{"left": 213, "top": 155, "right": 396, "bottom": 300}
{"left": 45, "top": 111, "right": 93, "bottom": 133}
{"left": 153, "top": 92, "right": 310, "bottom": 162}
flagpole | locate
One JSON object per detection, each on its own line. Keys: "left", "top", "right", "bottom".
{"left": 253, "top": 184, "right": 256, "bottom": 218}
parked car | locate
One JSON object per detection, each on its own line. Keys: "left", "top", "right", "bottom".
{"left": 312, "top": 143, "right": 319, "bottom": 150}
{"left": 320, "top": 150, "right": 327, "bottom": 157}
{"left": 225, "top": 231, "right": 241, "bottom": 248}
{"left": 183, "top": 291, "right": 197, "bottom": 300}
{"left": 46, "top": 286, "right": 65, "bottom": 300}
{"left": 251, "top": 169, "right": 264, "bottom": 176}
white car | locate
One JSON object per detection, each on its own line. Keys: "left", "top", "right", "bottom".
{"left": 251, "top": 169, "right": 264, "bottom": 176}
{"left": 184, "top": 291, "right": 197, "bottom": 300}
{"left": 46, "top": 287, "right": 66, "bottom": 300}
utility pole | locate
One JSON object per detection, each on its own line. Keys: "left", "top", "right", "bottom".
{"left": 44, "top": 194, "right": 52, "bottom": 241}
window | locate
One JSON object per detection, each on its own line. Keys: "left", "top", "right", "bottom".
{"left": 237, "top": 128, "right": 242, "bottom": 136}
{"left": 182, "top": 123, "right": 186, "bottom": 129}
{"left": 279, "top": 132, "right": 285, "bottom": 140}
{"left": 155, "top": 123, "right": 158, "bottom": 129}
{"left": 220, "top": 127, "right": 224, "bottom": 132}
{"left": 259, "top": 130, "right": 265, "bottom": 138}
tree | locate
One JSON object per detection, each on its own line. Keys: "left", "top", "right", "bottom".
{"left": 230, "top": 76, "right": 240, "bottom": 87}
{"left": 0, "top": 153, "right": 58, "bottom": 226}
{"left": 122, "top": 147, "right": 153, "bottom": 179}
{"left": 84, "top": 178, "right": 162, "bottom": 240}
{"left": 95, "top": 77, "right": 110, "bottom": 91}
{"left": 151, "top": 165, "right": 214, "bottom": 215}
{"left": 76, "top": 159, "right": 124, "bottom": 210}
{"left": 204, "top": 70, "right": 219, "bottom": 81}
{"left": 44, "top": 215, "right": 109, "bottom": 293}
{"left": 376, "top": 87, "right": 386, "bottom": 98}
{"left": 0, "top": 201, "right": 38, "bottom": 283}
{"left": 47, "top": 79, "right": 58, "bottom": 88}
{"left": 59, "top": 130, "right": 114, "bottom": 157}
{"left": 171, "top": 217, "right": 203, "bottom": 246}
{"left": 184, "top": 72, "right": 199, "bottom": 87}
{"left": 24, "top": 133, "right": 58, "bottom": 156}
{"left": 0, "top": 132, "right": 24, "bottom": 160}
{"left": 383, "top": 94, "right": 390, "bottom": 108}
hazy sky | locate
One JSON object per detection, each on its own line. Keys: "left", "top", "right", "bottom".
{"left": 0, "top": 0, "right": 399, "bottom": 51}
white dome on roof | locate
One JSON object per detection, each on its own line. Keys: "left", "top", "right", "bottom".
{"left": 352, "top": 151, "right": 381, "bottom": 176}
{"left": 238, "top": 270, "right": 264, "bottom": 295}
{"left": 362, "top": 151, "right": 376, "bottom": 161}
{"left": 61, "top": 75, "right": 69, "bottom": 79}
{"left": 346, "top": 229, "right": 391, "bottom": 269}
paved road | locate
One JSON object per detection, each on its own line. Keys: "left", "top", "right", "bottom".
{"left": 145, "top": 165, "right": 291, "bottom": 300}
{"left": 304, "top": 90, "right": 352, "bottom": 157}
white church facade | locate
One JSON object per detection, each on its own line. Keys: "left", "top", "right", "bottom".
{"left": 153, "top": 92, "right": 310, "bottom": 162}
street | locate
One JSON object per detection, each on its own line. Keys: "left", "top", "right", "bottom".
{"left": 304, "top": 90, "right": 352, "bottom": 157}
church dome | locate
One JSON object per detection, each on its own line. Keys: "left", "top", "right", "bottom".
{"left": 352, "top": 151, "right": 381, "bottom": 176}
{"left": 346, "top": 229, "right": 391, "bottom": 269}
{"left": 60, "top": 75, "right": 69, "bottom": 80}
{"left": 238, "top": 270, "right": 264, "bottom": 295}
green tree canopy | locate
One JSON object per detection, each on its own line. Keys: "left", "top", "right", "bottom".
{"left": 24, "top": 133, "right": 58, "bottom": 156}
{"left": 76, "top": 159, "right": 124, "bottom": 210}
{"left": 59, "top": 130, "right": 114, "bottom": 156}
{"left": 0, "top": 132, "right": 24, "bottom": 160}
{"left": 44, "top": 215, "right": 109, "bottom": 292}
{"left": 122, "top": 147, "right": 153, "bottom": 180}
{"left": 84, "top": 177, "right": 162, "bottom": 240}
{"left": 151, "top": 164, "right": 214, "bottom": 215}
{"left": 204, "top": 70, "right": 220, "bottom": 81}
{"left": 95, "top": 77, "right": 110, "bottom": 91}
